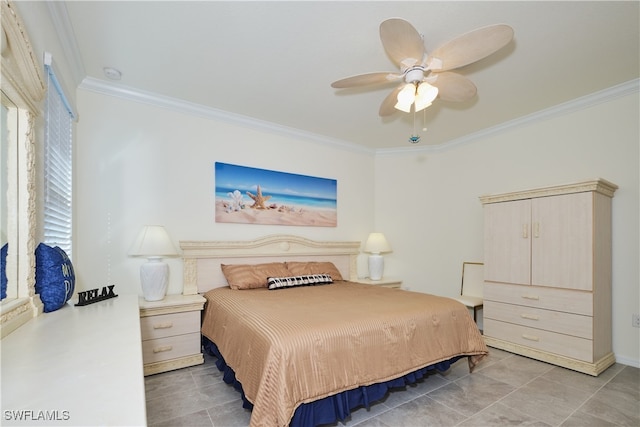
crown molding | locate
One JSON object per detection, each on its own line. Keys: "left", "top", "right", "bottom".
{"left": 78, "top": 77, "right": 374, "bottom": 155}
{"left": 49, "top": 1, "right": 370, "bottom": 154}
{"left": 80, "top": 77, "right": 638, "bottom": 158}
{"left": 377, "top": 78, "right": 640, "bottom": 156}
{"left": 46, "top": 0, "right": 85, "bottom": 87}
{"left": 49, "top": 1, "right": 637, "bottom": 157}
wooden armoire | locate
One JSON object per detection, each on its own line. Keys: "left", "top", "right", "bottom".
{"left": 480, "top": 179, "right": 617, "bottom": 376}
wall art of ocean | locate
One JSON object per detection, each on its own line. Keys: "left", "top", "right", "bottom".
{"left": 216, "top": 188, "right": 336, "bottom": 210}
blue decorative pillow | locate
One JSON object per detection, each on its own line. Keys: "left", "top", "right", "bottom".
{"left": 267, "top": 274, "right": 333, "bottom": 290}
{"left": 1, "top": 243, "right": 7, "bottom": 300}
{"left": 35, "top": 243, "right": 75, "bottom": 312}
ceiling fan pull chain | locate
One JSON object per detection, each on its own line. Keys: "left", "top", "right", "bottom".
{"left": 409, "top": 110, "right": 421, "bottom": 144}
{"left": 331, "top": 17, "right": 515, "bottom": 140}
{"left": 422, "top": 108, "right": 427, "bottom": 132}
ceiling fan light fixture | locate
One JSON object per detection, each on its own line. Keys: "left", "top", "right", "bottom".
{"left": 332, "top": 18, "right": 514, "bottom": 121}
{"left": 414, "top": 82, "right": 439, "bottom": 111}
{"left": 394, "top": 83, "right": 416, "bottom": 112}
{"left": 404, "top": 67, "right": 425, "bottom": 83}
{"left": 414, "top": 102, "right": 432, "bottom": 113}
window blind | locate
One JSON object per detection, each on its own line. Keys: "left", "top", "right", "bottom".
{"left": 44, "top": 53, "right": 76, "bottom": 258}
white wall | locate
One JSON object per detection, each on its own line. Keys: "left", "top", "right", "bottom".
{"left": 74, "top": 90, "right": 375, "bottom": 297}
{"left": 374, "top": 92, "right": 640, "bottom": 366}
{"left": 14, "top": 0, "right": 640, "bottom": 368}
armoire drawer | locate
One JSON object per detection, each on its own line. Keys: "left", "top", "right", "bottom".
{"left": 484, "top": 300, "right": 592, "bottom": 339}
{"left": 484, "top": 319, "right": 593, "bottom": 362}
{"left": 142, "top": 332, "right": 201, "bottom": 364}
{"left": 140, "top": 311, "right": 200, "bottom": 341}
{"left": 484, "top": 282, "right": 592, "bottom": 316}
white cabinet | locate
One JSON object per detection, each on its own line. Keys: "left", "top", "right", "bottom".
{"left": 139, "top": 294, "right": 206, "bottom": 376}
{"left": 351, "top": 277, "right": 402, "bottom": 288}
{"left": 1, "top": 296, "right": 147, "bottom": 425}
{"left": 480, "top": 179, "right": 617, "bottom": 376}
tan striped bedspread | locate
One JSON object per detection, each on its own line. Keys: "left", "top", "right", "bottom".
{"left": 201, "top": 281, "right": 488, "bottom": 427}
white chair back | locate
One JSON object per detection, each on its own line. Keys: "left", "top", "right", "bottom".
{"left": 461, "top": 262, "right": 484, "bottom": 298}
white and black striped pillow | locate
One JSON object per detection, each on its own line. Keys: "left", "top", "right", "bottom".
{"left": 267, "top": 274, "right": 333, "bottom": 290}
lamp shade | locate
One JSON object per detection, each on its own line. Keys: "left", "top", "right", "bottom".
{"left": 414, "top": 82, "right": 439, "bottom": 112}
{"left": 128, "top": 225, "right": 178, "bottom": 258}
{"left": 394, "top": 84, "right": 416, "bottom": 113}
{"left": 129, "top": 225, "right": 177, "bottom": 301}
{"left": 364, "top": 233, "right": 391, "bottom": 254}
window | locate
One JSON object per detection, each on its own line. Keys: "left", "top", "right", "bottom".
{"left": 43, "top": 53, "right": 76, "bottom": 257}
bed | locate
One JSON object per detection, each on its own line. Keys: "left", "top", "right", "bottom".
{"left": 180, "top": 235, "right": 488, "bottom": 427}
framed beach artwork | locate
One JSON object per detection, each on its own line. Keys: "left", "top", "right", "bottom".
{"left": 214, "top": 162, "right": 337, "bottom": 227}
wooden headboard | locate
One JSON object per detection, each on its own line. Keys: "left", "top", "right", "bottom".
{"left": 180, "top": 235, "right": 361, "bottom": 295}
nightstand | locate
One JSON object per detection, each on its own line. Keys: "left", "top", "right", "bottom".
{"left": 352, "top": 277, "right": 402, "bottom": 289}
{"left": 139, "top": 294, "right": 206, "bottom": 376}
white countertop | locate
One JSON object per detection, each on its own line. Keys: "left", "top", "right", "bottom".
{"left": 1, "top": 294, "right": 147, "bottom": 426}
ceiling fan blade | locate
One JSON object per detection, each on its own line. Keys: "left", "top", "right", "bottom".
{"left": 428, "top": 24, "right": 513, "bottom": 72}
{"left": 430, "top": 72, "right": 477, "bottom": 102}
{"left": 379, "top": 18, "right": 426, "bottom": 69}
{"left": 379, "top": 85, "right": 403, "bottom": 117}
{"left": 331, "top": 72, "right": 402, "bottom": 88}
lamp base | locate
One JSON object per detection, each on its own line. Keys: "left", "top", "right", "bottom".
{"left": 368, "top": 254, "right": 384, "bottom": 281}
{"left": 140, "top": 259, "right": 169, "bottom": 301}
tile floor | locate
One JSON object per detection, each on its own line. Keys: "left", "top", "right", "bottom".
{"left": 145, "top": 347, "right": 639, "bottom": 427}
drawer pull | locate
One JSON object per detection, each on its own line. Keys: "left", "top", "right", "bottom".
{"left": 153, "top": 322, "right": 174, "bottom": 330}
{"left": 153, "top": 345, "right": 173, "bottom": 354}
{"left": 521, "top": 294, "right": 540, "bottom": 301}
{"left": 522, "top": 334, "right": 540, "bottom": 342}
{"left": 521, "top": 313, "right": 539, "bottom": 321}
{"left": 522, "top": 224, "right": 529, "bottom": 239}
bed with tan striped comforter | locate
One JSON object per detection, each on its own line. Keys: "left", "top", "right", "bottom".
{"left": 201, "top": 281, "right": 488, "bottom": 427}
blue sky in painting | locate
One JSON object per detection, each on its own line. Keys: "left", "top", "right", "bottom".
{"left": 215, "top": 162, "right": 336, "bottom": 201}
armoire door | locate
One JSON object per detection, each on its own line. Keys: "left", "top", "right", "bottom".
{"left": 531, "top": 192, "right": 593, "bottom": 291}
{"left": 484, "top": 199, "right": 531, "bottom": 285}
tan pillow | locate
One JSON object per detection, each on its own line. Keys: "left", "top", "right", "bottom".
{"left": 285, "top": 261, "right": 344, "bottom": 281}
{"left": 221, "top": 262, "right": 291, "bottom": 290}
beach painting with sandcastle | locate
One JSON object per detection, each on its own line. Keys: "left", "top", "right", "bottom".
{"left": 215, "top": 162, "right": 337, "bottom": 227}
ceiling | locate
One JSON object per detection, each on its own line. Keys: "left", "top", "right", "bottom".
{"left": 56, "top": 1, "right": 638, "bottom": 151}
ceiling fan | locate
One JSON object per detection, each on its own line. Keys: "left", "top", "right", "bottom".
{"left": 331, "top": 18, "right": 514, "bottom": 117}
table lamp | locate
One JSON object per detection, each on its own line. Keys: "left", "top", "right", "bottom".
{"left": 129, "top": 225, "right": 178, "bottom": 301}
{"left": 364, "top": 232, "right": 391, "bottom": 280}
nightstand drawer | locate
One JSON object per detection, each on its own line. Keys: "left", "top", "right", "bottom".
{"left": 142, "top": 332, "right": 201, "bottom": 364}
{"left": 140, "top": 311, "right": 200, "bottom": 341}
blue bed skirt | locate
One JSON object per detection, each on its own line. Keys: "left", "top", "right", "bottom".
{"left": 202, "top": 337, "right": 462, "bottom": 427}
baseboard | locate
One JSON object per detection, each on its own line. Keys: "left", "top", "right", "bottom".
{"left": 615, "top": 354, "right": 640, "bottom": 368}
{"left": 484, "top": 336, "right": 615, "bottom": 376}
